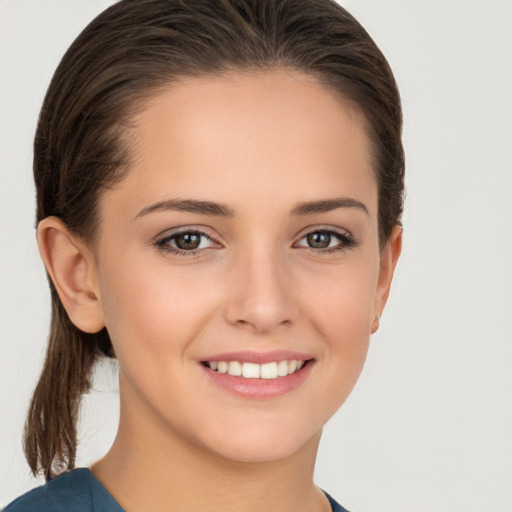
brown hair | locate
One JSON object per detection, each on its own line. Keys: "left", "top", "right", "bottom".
{"left": 25, "top": 0, "right": 404, "bottom": 479}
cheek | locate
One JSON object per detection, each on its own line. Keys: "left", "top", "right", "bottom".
{"left": 96, "top": 256, "right": 219, "bottom": 365}
{"left": 299, "top": 260, "right": 378, "bottom": 403}
{"left": 301, "top": 260, "right": 379, "bottom": 339}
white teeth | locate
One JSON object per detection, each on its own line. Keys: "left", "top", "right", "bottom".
{"left": 242, "top": 362, "right": 260, "bottom": 379}
{"left": 277, "top": 360, "right": 289, "bottom": 376}
{"left": 228, "top": 361, "right": 242, "bottom": 376}
{"left": 260, "top": 362, "right": 278, "bottom": 379}
{"left": 206, "top": 359, "right": 307, "bottom": 379}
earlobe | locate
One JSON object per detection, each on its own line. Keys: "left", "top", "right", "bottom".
{"left": 372, "top": 225, "right": 403, "bottom": 329}
{"left": 371, "top": 312, "right": 381, "bottom": 334}
{"left": 37, "top": 216, "right": 105, "bottom": 333}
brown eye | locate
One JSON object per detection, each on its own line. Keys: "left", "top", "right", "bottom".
{"left": 306, "top": 232, "right": 331, "bottom": 249}
{"left": 156, "top": 230, "right": 216, "bottom": 254}
{"left": 174, "top": 233, "right": 202, "bottom": 250}
{"left": 295, "top": 228, "right": 358, "bottom": 253}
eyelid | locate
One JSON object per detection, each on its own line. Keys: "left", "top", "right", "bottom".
{"left": 293, "top": 225, "right": 358, "bottom": 251}
{"left": 154, "top": 225, "right": 218, "bottom": 241}
{"left": 294, "top": 224, "right": 354, "bottom": 241}
{"left": 154, "top": 226, "right": 222, "bottom": 254}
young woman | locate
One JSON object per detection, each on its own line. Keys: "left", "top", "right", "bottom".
{"left": 5, "top": 0, "right": 404, "bottom": 510}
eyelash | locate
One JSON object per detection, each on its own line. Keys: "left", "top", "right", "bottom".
{"left": 154, "top": 227, "right": 358, "bottom": 257}
{"left": 154, "top": 229, "right": 217, "bottom": 256}
{"left": 296, "top": 227, "right": 359, "bottom": 254}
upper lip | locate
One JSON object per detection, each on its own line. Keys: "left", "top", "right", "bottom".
{"left": 200, "top": 350, "right": 314, "bottom": 364}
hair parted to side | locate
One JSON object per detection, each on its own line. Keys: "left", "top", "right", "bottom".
{"left": 26, "top": 0, "right": 404, "bottom": 479}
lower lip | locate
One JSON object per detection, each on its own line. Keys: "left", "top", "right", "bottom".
{"left": 201, "top": 361, "right": 314, "bottom": 399}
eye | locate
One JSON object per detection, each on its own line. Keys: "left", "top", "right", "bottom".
{"left": 155, "top": 229, "right": 217, "bottom": 255}
{"left": 295, "top": 228, "right": 357, "bottom": 252}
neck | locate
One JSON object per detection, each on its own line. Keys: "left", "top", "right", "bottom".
{"left": 92, "top": 396, "right": 329, "bottom": 512}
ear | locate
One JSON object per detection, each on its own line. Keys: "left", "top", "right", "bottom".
{"left": 372, "top": 224, "right": 402, "bottom": 333}
{"left": 37, "top": 216, "right": 105, "bottom": 333}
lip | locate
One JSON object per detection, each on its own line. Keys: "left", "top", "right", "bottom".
{"left": 200, "top": 349, "right": 314, "bottom": 365}
{"left": 199, "top": 350, "right": 315, "bottom": 399}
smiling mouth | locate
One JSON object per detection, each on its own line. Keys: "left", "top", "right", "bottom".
{"left": 202, "top": 360, "right": 310, "bottom": 379}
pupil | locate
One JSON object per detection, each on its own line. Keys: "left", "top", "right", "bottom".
{"left": 307, "top": 232, "right": 330, "bottom": 248}
{"left": 176, "top": 233, "right": 200, "bottom": 250}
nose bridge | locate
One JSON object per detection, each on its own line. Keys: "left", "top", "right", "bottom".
{"left": 224, "top": 235, "right": 296, "bottom": 334}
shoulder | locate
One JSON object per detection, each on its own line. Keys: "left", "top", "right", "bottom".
{"left": 325, "top": 491, "right": 352, "bottom": 512}
{"left": 4, "top": 469, "right": 94, "bottom": 512}
{"left": 4, "top": 468, "right": 123, "bottom": 512}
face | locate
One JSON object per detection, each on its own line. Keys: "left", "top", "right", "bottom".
{"left": 88, "top": 70, "right": 398, "bottom": 463}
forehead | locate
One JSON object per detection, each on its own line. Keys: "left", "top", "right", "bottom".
{"left": 106, "top": 69, "right": 376, "bottom": 218}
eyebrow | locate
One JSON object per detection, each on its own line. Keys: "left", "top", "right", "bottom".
{"left": 291, "top": 197, "right": 369, "bottom": 216}
{"left": 135, "top": 199, "right": 235, "bottom": 219}
{"left": 135, "top": 196, "right": 368, "bottom": 220}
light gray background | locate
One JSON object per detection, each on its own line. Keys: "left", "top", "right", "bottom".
{"left": 1, "top": 1, "right": 511, "bottom": 510}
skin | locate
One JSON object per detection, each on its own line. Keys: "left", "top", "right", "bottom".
{"left": 38, "top": 69, "right": 402, "bottom": 512}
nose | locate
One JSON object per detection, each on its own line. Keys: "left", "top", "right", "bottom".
{"left": 224, "top": 245, "right": 298, "bottom": 335}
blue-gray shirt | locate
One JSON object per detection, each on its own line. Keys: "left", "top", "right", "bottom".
{"left": 5, "top": 468, "right": 350, "bottom": 511}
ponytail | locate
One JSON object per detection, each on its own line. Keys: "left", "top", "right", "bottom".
{"left": 23, "top": 291, "right": 108, "bottom": 479}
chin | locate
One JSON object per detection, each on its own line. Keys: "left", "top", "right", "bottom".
{"left": 197, "top": 420, "right": 321, "bottom": 464}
